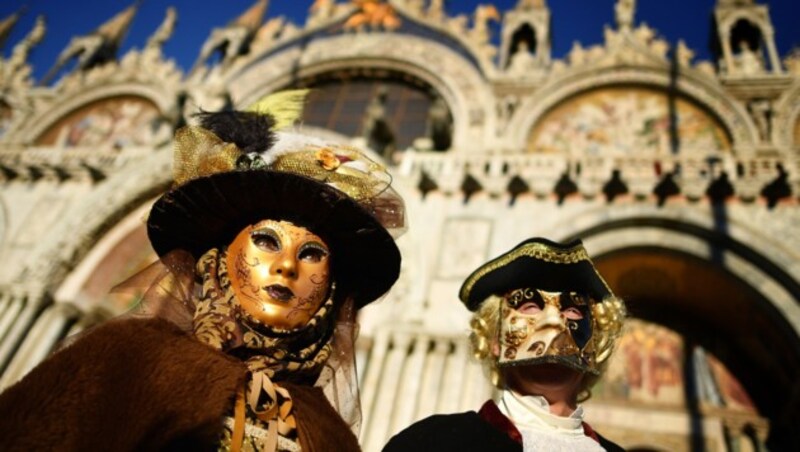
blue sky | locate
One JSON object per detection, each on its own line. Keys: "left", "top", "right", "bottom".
{"left": 1, "top": 0, "right": 798, "bottom": 81}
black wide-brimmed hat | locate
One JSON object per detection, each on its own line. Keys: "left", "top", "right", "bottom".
{"left": 147, "top": 109, "right": 402, "bottom": 308}
{"left": 459, "top": 237, "right": 611, "bottom": 311}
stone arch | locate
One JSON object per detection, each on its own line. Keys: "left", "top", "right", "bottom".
{"left": 545, "top": 207, "right": 800, "bottom": 448}
{"left": 508, "top": 66, "right": 760, "bottom": 153}
{"left": 12, "top": 83, "right": 174, "bottom": 145}
{"left": 719, "top": 10, "right": 774, "bottom": 56}
{"left": 226, "top": 34, "right": 493, "bottom": 153}
{"left": 719, "top": 9, "right": 772, "bottom": 31}
{"left": 53, "top": 200, "right": 156, "bottom": 316}
{"left": 506, "top": 23, "right": 538, "bottom": 67}
{"left": 727, "top": 17, "right": 764, "bottom": 52}
{"left": 28, "top": 148, "right": 172, "bottom": 290}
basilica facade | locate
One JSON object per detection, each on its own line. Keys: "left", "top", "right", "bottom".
{"left": 0, "top": 1, "right": 798, "bottom": 450}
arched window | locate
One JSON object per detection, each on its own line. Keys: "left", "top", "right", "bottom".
{"left": 508, "top": 23, "right": 537, "bottom": 66}
{"left": 293, "top": 70, "right": 453, "bottom": 160}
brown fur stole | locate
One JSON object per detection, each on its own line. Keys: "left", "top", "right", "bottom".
{"left": 0, "top": 318, "right": 360, "bottom": 451}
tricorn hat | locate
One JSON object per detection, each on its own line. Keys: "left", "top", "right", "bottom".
{"left": 147, "top": 100, "right": 403, "bottom": 309}
{"left": 459, "top": 237, "right": 612, "bottom": 311}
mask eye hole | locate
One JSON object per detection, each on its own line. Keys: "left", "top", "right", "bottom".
{"left": 517, "top": 301, "right": 542, "bottom": 315}
{"left": 298, "top": 242, "right": 329, "bottom": 263}
{"left": 562, "top": 307, "right": 584, "bottom": 320}
{"left": 251, "top": 229, "right": 281, "bottom": 252}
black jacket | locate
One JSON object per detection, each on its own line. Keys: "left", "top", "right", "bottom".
{"left": 384, "top": 400, "right": 624, "bottom": 452}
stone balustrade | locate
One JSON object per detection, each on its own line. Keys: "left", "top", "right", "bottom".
{"left": 397, "top": 150, "right": 798, "bottom": 205}
{"left": 0, "top": 145, "right": 164, "bottom": 183}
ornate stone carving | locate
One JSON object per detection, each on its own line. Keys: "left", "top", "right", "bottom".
{"left": 0, "top": 10, "right": 21, "bottom": 50}
{"left": 344, "top": 0, "right": 401, "bottom": 32}
{"left": 469, "top": 5, "right": 500, "bottom": 48}
{"left": 427, "top": 0, "right": 446, "bottom": 22}
{"left": 733, "top": 41, "right": 765, "bottom": 76}
{"left": 507, "top": 41, "right": 537, "bottom": 74}
{"left": 251, "top": 17, "right": 286, "bottom": 53}
{"left": 518, "top": 0, "right": 546, "bottom": 9}
{"left": 496, "top": 95, "right": 520, "bottom": 136}
{"left": 748, "top": 99, "right": 772, "bottom": 143}
{"left": 784, "top": 48, "right": 800, "bottom": 76}
{"left": 308, "top": 0, "right": 339, "bottom": 26}
{"left": 675, "top": 40, "right": 694, "bottom": 67}
{"left": 437, "top": 219, "right": 492, "bottom": 279}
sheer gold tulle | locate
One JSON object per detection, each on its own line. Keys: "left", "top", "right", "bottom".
{"left": 110, "top": 250, "right": 198, "bottom": 332}
{"left": 173, "top": 127, "right": 241, "bottom": 187}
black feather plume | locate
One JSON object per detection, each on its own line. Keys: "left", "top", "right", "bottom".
{"left": 195, "top": 110, "right": 276, "bottom": 155}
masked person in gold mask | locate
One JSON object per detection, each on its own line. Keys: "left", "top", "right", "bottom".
{"left": 385, "top": 238, "right": 626, "bottom": 452}
{"left": 0, "top": 96, "right": 405, "bottom": 452}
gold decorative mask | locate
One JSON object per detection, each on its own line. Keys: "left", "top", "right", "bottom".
{"left": 498, "top": 288, "right": 599, "bottom": 374}
{"left": 226, "top": 220, "right": 331, "bottom": 330}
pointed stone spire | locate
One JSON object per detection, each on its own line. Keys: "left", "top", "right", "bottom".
{"left": 95, "top": 2, "right": 139, "bottom": 44}
{"left": 145, "top": 7, "right": 177, "bottom": 52}
{"left": 2, "top": 15, "right": 45, "bottom": 88}
{"left": 230, "top": 0, "right": 268, "bottom": 31}
{"left": 39, "top": 2, "right": 139, "bottom": 85}
{"left": 0, "top": 9, "right": 23, "bottom": 50}
{"left": 189, "top": 0, "right": 270, "bottom": 75}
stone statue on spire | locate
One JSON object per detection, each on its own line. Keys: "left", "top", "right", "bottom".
{"left": 615, "top": 0, "right": 636, "bottom": 31}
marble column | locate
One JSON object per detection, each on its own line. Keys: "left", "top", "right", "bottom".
{"left": 436, "top": 338, "right": 469, "bottom": 413}
{"left": 720, "top": 26, "right": 735, "bottom": 75}
{"left": 362, "top": 331, "right": 412, "bottom": 452}
{"left": 359, "top": 329, "right": 390, "bottom": 445}
{"left": 0, "top": 302, "right": 79, "bottom": 389}
{"left": 0, "top": 293, "right": 21, "bottom": 342}
{"left": 0, "top": 291, "right": 42, "bottom": 377}
{"left": 414, "top": 338, "right": 450, "bottom": 420}
{"left": 388, "top": 333, "right": 429, "bottom": 435}
{"left": 764, "top": 30, "right": 781, "bottom": 73}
